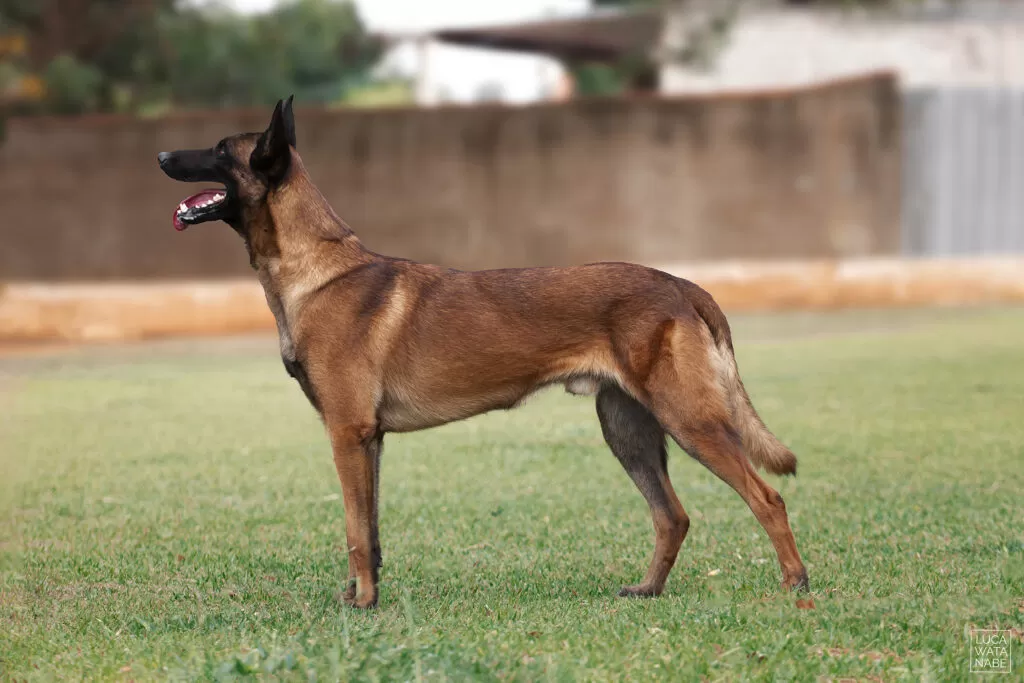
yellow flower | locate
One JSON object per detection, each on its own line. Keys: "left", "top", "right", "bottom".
{"left": 0, "top": 34, "right": 27, "bottom": 57}
{"left": 17, "top": 75, "right": 46, "bottom": 100}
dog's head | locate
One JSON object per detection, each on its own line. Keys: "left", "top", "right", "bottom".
{"left": 157, "top": 96, "right": 296, "bottom": 232}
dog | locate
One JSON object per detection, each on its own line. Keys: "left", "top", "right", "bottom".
{"left": 157, "top": 97, "right": 809, "bottom": 609}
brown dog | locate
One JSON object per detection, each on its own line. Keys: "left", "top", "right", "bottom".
{"left": 157, "top": 97, "right": 808, "bottom": 609}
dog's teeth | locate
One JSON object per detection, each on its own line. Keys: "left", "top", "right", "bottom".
{"left": 214, "top": 194, "right": 223, "bottom": 201}
{"left": 178, "top": 202, "right": 187, "bottom": 213}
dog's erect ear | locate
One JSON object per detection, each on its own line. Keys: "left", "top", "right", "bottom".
{"left": 281, "top": 94, "right": 296, "bottom": 149}
{"left": 250, "top": 96, "right": 296, "bottom": 184}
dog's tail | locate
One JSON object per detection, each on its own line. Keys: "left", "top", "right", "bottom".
{"left": 688, "top": 285, "right": 798, "bottom": 476}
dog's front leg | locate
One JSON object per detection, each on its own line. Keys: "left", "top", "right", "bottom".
{"left": 328, "top": 419, "right": 382, "bottom": 609}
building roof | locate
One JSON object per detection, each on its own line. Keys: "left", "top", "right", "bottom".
{"left": 431, "top": 9, "right": 663, "bottom": 62}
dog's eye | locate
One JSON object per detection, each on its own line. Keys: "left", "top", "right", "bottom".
{"left": 216, "top": 142, "right": 227, "bottom": 157}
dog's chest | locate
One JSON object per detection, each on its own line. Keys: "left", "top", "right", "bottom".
{"left": 257, "top": 269, "right": 321, "bottom": 411}
{"left": 256, "top": 270, "right": 294, "bottom": 358}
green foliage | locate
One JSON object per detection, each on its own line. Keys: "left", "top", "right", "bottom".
{"left": 0, "top": 0, "right": 381, "bottom": 115}
{"left": 2, "top": 307, "right": 1022, "bottom": 679}
{"left": 40, "top": 54, "right": 104, "bottom": 114}
{"left": 571, "top": 62, "right": 627, "bottom": 97}
{"left": 0, "top": 0, "right": 176, "bottom": 113}
{"left": 344, "top": 79, "right": 415, "bottom": 108}
{"left": 0, "top": 0, "right": 41, "bottom": 32}
{"left": 162, "top": 0, "right": 380, "bottom": 109}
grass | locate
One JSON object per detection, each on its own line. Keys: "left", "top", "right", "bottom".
{"left": 1, "top": 307, "right": 1022, "bottom": 681}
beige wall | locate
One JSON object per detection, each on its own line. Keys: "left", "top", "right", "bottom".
{"left": 0, "top": 73, "right": 901, "bottom": 281}
{"left": 661, "top": 7, "right": 1024, "bottom": 93}
{"left": 7, "top": 258, "right": 1024, "bottom": 343}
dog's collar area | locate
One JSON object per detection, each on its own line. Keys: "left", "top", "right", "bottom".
{"left": 173, "top": 188, "right": 229, "bottom": 231}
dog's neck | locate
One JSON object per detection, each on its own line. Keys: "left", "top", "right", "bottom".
{"left": 245, "top": 159, "right": 375, "bottom": 353}
{"left": 253, "top": 161, "right": 371, "bottom": 276}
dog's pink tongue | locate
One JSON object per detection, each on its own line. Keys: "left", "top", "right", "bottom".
{"left": 172, "top": 190, "right": 222, "bottom": 231}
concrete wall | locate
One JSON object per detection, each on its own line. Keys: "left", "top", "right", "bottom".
{"left": 7, "top": 258, "right": 1024, "bottom": 343}
{"left": 0, "top": 72, "right": 901, "bottom": 281}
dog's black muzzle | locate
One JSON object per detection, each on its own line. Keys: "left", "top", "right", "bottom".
{"left": 157, "top": 148, "right": 220, "bottom": 183}
{"left": 158, "top": 148, "right": 238, "bottom": 230}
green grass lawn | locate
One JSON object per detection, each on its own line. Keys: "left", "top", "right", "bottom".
{"left": 1, "top": 307, "right": 1022, "bottom": 681}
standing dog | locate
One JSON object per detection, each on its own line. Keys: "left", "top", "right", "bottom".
{"left": 157, "top": 97, "right": 809, "bottom": 609}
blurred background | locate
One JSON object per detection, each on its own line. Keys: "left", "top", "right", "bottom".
{"left": 1, "top": 0, "right": 1024, "bottom": 341}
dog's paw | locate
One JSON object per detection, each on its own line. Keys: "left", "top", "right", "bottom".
{"left": 617, "top": 584, "right": 660, "bottom": 598}
{"left": 342, "top": 593, "right": 378, "bottom": 609}
{"left": 336, "top": 582, "right": 378, "bottom": 609}
{"left": 335, "top": 580, "right": 357, "bottom": 604}
{"left": 784, "top": 569, "right": 810, "bottom": 593}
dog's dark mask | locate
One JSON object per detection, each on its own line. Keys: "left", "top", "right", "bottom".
{"left": 157, "top": 95, "right": 296, "bottom": 231}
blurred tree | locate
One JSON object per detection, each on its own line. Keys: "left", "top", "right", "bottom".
{"left": 163, "top": 0, "right": 381, "bottom": 110}
{"left": 567, "top": 0, "right": 670, "bottom": 97}
{"left": 0, "top": 0, "right": 381, "bottom": 115}
{"left": 0, "top": 0, "right": 173, "bottom": 114}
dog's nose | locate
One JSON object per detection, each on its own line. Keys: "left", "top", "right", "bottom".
{"left": 157, "top": 152, "right": 171, "bottom": 165}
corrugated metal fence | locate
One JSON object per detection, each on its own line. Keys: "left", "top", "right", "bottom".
{"left": 903, "top": 87, "right": 1024, "bottom": 256}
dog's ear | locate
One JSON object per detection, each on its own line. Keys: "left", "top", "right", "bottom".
{"left": 281, "top": 94, "right": 296, "bottom": 149}
{"left": 250, "top": 96, "right": 296, "bottom": 184}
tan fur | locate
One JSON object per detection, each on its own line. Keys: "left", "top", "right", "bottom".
{"left": 161, "top": 108, "right": 809, "bottom": 608}
{"left": 707, "top": 337, "right": 798, "bottom": 476}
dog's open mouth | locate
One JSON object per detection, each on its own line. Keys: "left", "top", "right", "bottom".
{"left": 173, "top": 188, "right": 229, "bottom": 231}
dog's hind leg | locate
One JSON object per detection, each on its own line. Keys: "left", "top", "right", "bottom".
{"left": 597, "top": 384, "right": 690, "bottom": 597}
{"left": 663, "top": 417, "right": 808, "bottom": 591}
{"left": 643, "top": 318, "right": 809, "bottom": 591}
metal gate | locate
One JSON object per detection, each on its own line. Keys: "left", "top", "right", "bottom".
{"left": 902, "top": 87, "right": 1024, "bottom": 256}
